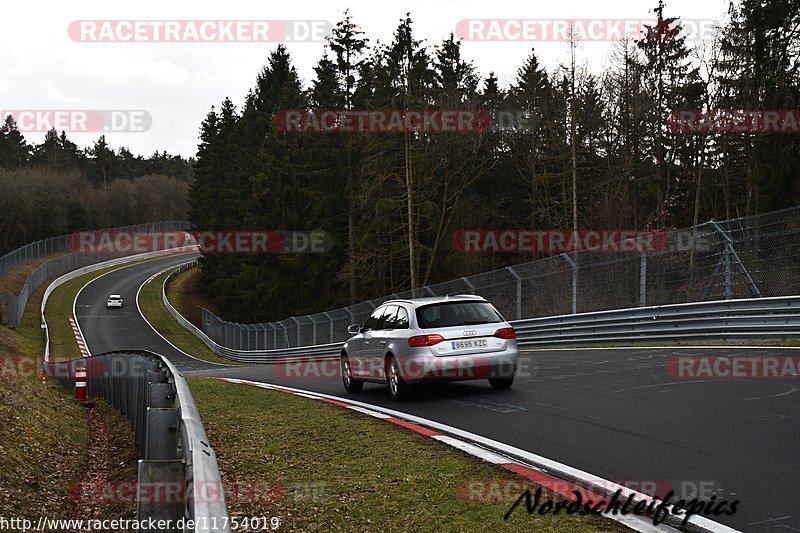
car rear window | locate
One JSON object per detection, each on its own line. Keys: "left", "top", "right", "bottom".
{"left": 415, "top": 301, "right": 503, "bottom": 329}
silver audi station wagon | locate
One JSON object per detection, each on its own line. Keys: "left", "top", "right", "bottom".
{"left": 341, "top": 295, "right": 519, "bottom": 401}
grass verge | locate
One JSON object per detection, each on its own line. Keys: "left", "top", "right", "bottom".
{"left": 166, "top": 265, "right": 219, "bottom": 328}
{"left": 0, "top": 254, "right": 169, "bottom": 522}
{"left": 138, "top": 268, "right": 234, "bottom": 365}
{"left": 188, "top": 377, "right": 627, "bottom": 532}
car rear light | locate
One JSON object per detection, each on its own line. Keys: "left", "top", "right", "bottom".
{"left": 408, "top": 334, "right": 445, "bottom": 347}
{"left": 494, "top": 327, "right": 516, "bottom": 340}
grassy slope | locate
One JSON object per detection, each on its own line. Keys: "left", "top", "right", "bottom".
{"left": 0, "top": 255, "right": 169, "bottom": 520}
{"left": 0, "top": 276, "right": 88, "bottom": 520}
{"left": 166, "top": 266, "right": 219, "bottom": 328}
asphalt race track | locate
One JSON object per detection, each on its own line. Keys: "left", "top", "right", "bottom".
{"left": 75, "top": 255, "right": 800, "bottom": 532}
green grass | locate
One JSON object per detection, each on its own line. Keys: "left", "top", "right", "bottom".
{"left": 0, "top": 255, "right": 148, "bottom": 522}
{"left": 188, "top": 378, "right": 627, "bottom": 533}
{"left": 138, "top": 269, "right": 235, "bottom": 365}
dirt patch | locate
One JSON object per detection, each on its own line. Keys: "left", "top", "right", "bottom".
{"left": 69, "top": 401, "right": 137, "bottom": 529}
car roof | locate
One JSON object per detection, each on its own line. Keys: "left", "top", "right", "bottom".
{"left": 380, "top": 294, "right": 486, "bottom": 307}
{"left": 109, "top": 294, "right": 122, "bottom": 298}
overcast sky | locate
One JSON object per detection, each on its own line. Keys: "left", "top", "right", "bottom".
{"left": 5, "top": 0, "right": 731, "bottom": 158}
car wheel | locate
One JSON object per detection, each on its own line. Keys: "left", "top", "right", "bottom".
{"left": 488, "top": 376, "right": 514, "bottom": 389}
{"left": 387, "top": 357, "right": 411, "bottom": 401}
{"left": 341, "top": 355, "right": 363, "bottom": 393}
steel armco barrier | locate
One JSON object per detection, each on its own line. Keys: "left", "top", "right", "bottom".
{"left": 163, "top": 261, "right": 340, "bottom": 363}
{"left": 45, "top": 351, "right": 230, "bottom": 533}
{"left": 512, "top": 295, "right": 800, "bottom": 346}
{"left": 168, "top": 262, "right": 799, "bottom": 356}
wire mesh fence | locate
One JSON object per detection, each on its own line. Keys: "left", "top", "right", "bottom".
{"left": 0, "top": 220, "right": 192, "bottom": 326}
{"left": 198, "top": 206, "right": 800, "bottom": 351}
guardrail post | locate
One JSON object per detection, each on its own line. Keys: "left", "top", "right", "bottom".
{"left": 145, "top": 408, "right": 179, "bottom": 460}
{"left": 137, "top": 460, "right": 183, "bottom": 533}
{"left": 505, "top": 267, "right": 522, "bottom": 320}
{"left": 560, "top": 254, "right": 578, "bottom": 314}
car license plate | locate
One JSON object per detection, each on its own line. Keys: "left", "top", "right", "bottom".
{"left": 452, "top": 339, "right": 488, "bottom": 349}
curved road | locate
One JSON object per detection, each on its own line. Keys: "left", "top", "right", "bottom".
{"left": 75, "top": 254, "right": 800, "bottom": 532}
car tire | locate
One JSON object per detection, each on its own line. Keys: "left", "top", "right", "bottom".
{"left": 387, "top": 357, "right": 411, "bottom": 401}
{"left": 341, "top": 355, "right": 363, "bottom": 393}
{"left": 489, "top": 376, "right": 514, "bottom": 389}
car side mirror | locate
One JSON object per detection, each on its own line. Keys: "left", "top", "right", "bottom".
{"left": 347, "top": 324, "right": 361, "bottom": 335}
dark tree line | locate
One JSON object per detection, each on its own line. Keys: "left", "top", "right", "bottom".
{"left": 191, "top": 1, "right": 800, "bottom": 323}
{"left": 0, "top": 122, "right": 194, "bottom": 254}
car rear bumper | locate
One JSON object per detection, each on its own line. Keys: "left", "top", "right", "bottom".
{"left": 398, "top": 346, "right": 519, "bottom": 384}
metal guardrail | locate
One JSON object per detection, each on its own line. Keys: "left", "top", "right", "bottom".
{"left": 163, "top": 261, "right": 340, "bottom": 363}
{"left": 512, "top": 295, "right": 800, "bottom": 346}
{"left": 169, "top": 263, "right": 799, "bottom": 356}
{"left": 45, "top": 351, "right": 230, "bottom": 533}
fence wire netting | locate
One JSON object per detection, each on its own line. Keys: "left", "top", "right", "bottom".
{"left": 200, "top": 206, "right": 800, "bottom": 351}
{"left": 0, "top": 220, "right": 191, "bottom": 326}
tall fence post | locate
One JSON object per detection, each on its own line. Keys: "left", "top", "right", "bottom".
{"left": 724, "top": 246, "right": 732, "bottom": 300}
{"left": 309, "top": 315, "right": 318, "bottom": 346}
{"left": 506, "top": 267, "right": 522, "bottom": 320}
{"left": 560, "top": 254, "right": 577, "bottom": 314}
{"left": 323, "top": 312, "right": 334, "bottom": 344}
{"left": 461, "top": 277, "right": 475, "bottom": 295}
{"left": 626, "top": 239, "right": 647, "bottom": 307}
